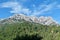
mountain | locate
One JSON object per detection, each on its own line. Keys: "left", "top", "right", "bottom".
{"left": 0, "top": 14, "right": 59, "bottom": 25}
{"left": 0, "top": 14, "right": 60, "bottom": 40}
{"left": 38, "top": 16, "right": 58, "bottom": 25}
{"left": 0, "top": 16, "right": 60, "bottom": 40}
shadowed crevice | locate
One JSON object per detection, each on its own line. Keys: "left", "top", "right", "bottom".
{"left": 13, "top": 34, "right": 43, "bottom": 40}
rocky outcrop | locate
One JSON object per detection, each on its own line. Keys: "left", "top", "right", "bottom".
{"left": 0, "top": 14, "right": 58, "bottom": 25}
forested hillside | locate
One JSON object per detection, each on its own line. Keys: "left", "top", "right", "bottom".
{"left": 0, "top": 20, "right": 60, "bottom": 40}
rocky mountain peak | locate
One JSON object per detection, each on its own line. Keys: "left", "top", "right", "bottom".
{"left": 0, "top": 14, "right": 59, "bottom": 25}
{"left": 38, "top": 16, "right": 58, "bottom": 25}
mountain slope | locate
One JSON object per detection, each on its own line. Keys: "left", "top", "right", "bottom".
{"left": 0, "top": 14, "right": 58, "bottom": 25}
{"left": 0, "top": 19, "right": 60, "bottom": 40}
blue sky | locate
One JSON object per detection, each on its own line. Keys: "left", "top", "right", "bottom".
{"left": 0, "top": 0, "right": 60, "bottom": 23}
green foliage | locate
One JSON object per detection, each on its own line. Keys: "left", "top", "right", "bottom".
{"left": 0, "top": 20, "right": 60, "bottom": 40}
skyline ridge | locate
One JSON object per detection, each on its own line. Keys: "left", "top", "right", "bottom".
{"left": 0, "top": 0, "right": 60, "bottom": 23}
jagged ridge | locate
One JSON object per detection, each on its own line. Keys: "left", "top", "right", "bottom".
{"left": 0, "top": 14, "right": 59, "bottom": 25}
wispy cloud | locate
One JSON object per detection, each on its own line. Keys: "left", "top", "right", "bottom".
{"left": 0, "top": 1, "right": 58, "bottom": 16}
{"left": 20, "top": 0, "right": 29, "bottom": 2}
{"left": 0, "top": 2, "right": 31, "bottom": 16}
{"left": 57, "top": 5, "right": 60, "bottom": 8}
{"left": 31, "top": 2, "right": 57, "bottom": 16}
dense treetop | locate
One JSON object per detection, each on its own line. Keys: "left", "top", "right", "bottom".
{"left": 0, "top": 20, "right": 60, "bottom": 40}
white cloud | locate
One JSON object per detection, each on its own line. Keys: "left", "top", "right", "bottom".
{"left": 31, "top": 2, "right": 57, "bottom": 16}
{"left": 22, "top": 8, "right": 31, "bottom": 15}
{"left": 1, "top": 2, "right": 19, "bottom": 7}
{"left": 0, "top": 1, "right": 58, "bottom": 16}
{"left": 0, "top": 2, "right": 31, "bottom": 15}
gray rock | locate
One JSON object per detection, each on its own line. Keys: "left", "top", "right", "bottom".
{"left": 0, "top": 14, "right": 59, "bottom": 25}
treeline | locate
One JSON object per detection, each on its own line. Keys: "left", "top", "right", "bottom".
{"left": 0, "top": 21, "right": 60, "bottom": 40}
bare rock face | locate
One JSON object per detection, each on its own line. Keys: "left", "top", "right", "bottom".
{"left": 39, "top": 16, "right": 47, "bottom": 24}
{"left": 9, "top": 14, "right": 32, "bottom": 22}
{"left": 0, "top": 14, "right": 58, "bottom": 25}
{"left": 30, "top": 16, "right": 39, "bottom": 23}
{"left": 38, "top": 16, "right": 58, "bottom": 25}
